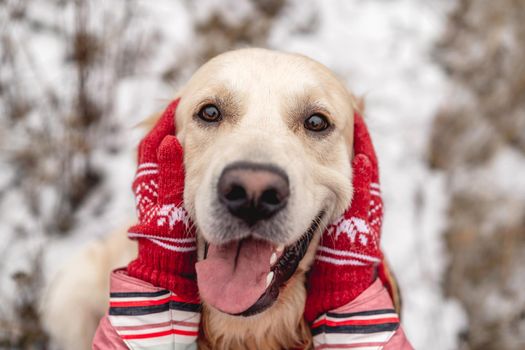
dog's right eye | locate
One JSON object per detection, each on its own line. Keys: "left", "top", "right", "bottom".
{"left": 304, "top": 113, "right": 329, "bottom": 132}
{"left": 198, "top": 104, "right": 222, "bottom": 122}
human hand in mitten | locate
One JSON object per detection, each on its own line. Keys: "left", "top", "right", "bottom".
{"left": 304, "top": 113, "right": 383, "bottom": 323}
{"left": 127, "top": 99, "right": 198, "bottom": 301}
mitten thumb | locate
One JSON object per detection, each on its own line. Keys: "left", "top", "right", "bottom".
{"left": 348, "top": 153, "right": 373, "bottom": 219}
{"left": 157, "top": 135, "right": 185, "bottom": 205}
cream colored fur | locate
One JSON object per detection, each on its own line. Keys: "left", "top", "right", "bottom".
{"left": 42, "top": 229, "right": 137, "bottom": 350}
{"left": 42, "top": 48, "right": 360, "bottom": 350}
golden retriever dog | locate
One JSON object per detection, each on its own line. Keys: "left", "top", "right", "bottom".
{"left": 43, "top": 48, "right": 368, "bottom": 349}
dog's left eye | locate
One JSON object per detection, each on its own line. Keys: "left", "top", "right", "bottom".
{"left": 198, "top": 104, "right": 222, "bottom": 122}
{"left": 304, "top": 114, "right": 329, "bottom": 132}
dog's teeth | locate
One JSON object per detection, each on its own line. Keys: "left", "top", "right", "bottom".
{"left": 276, "top": 244, "right": 284, "bottom": 252}
{"left": 270, "top": 252, "right": 277, "bottom": 265}
{"left": 265, "top": 272, "right": 274, "bottom": 288}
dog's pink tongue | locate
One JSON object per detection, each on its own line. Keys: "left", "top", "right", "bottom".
{"left": 196, "top": 238, "right": 273, "bottom": 314}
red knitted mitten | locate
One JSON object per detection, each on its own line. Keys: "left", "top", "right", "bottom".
{"left": 304, "top": 113, "right": 384, "bottom": 323}
{"left": 127, "top": 99, "right": 198, "bottom": 300}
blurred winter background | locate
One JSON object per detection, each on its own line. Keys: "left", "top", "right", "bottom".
{"left": 0, "top": 0, "right": 524, "bottom": 349}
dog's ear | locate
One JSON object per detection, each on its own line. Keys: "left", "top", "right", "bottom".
{"left": 344, "top": 92, "right": 366, "bottom": 159}
{"left": 350, "top": 92, "right": 365, "bottom": 115}
{"left": 139, "top": 112, "right": 163, "bottom": 131}
{"left": 136, "top": 92, "right": 185, "bottom": 135}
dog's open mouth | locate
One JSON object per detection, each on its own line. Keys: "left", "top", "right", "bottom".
{"left": 195, "top": 212, "right": 324, "bottom": 316}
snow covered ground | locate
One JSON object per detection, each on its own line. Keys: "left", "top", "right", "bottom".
{"left": 0, "top": 0, "right": 467, "bottom": 348}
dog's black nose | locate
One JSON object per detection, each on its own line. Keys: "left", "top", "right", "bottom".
{"left": 218, "top": 162, "right": 290, "bottom": 225}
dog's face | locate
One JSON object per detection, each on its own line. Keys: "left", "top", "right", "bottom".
{"left": 174, "top": 49, "right": 355, "bottom": 316}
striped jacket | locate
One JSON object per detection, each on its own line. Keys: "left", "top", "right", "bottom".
{"left": 92, "top": 269, "right": 413, "bottom": 349}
